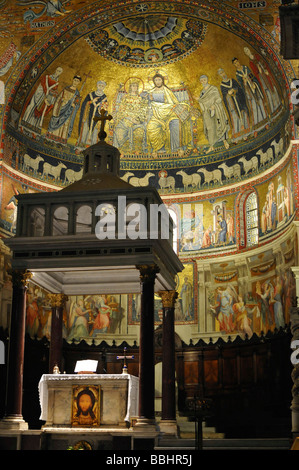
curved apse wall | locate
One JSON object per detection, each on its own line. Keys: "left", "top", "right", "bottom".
{"left": 0, "top": 0, "right": 297, "bottom": 343}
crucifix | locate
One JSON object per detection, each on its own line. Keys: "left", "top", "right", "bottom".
{"left": 94, "top": 107, "right": 113, "bottom": 140}
{"left": 116, "top": 347, "right": 134, "bottom": 374}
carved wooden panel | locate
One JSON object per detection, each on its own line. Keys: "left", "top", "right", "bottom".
{"left": 184, "top": 361, "right": 198, "bottom": 385}
{"left": 204, "top": 359, "right": 218, "bottom": 387}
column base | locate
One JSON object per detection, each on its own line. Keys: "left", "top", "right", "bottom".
{"left": 133, "top": 418, "right": 158, "bottom": 433}
{"left": 132, "top": 418, "right": 158, "bottom": 450}
{"left": 159, "top": 419, "right": 179, "bottom": 437}
{"left": 0, "top": 416, "right": 28, "bottom": 431}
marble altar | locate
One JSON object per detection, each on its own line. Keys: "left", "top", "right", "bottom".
{"left": 38, "top": 374, "right": 139, "bottom": 428}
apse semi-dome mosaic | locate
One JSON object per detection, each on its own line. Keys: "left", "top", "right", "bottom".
{"left": 3, "top": 1, "right": 292, "bottom": 196}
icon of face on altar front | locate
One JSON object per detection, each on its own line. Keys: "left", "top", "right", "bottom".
{"left": 72, "top": 385, "right": 100, "bottom": 427}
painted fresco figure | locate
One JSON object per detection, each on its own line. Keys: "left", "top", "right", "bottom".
{"left": 90, "top": 296, "right": 111, "bottom": 335}
{"left": 283, "top": 270, "right": 296, "bottom": 324}
{"left": 232, "top": 58, "right": 267, "bottom": 127}
{"left": 256, "top": 280, "right": 274, "bottom": 331}
{"left": 270, "top": 276, "right": 285, "bottom": 329}
{"left": 77, "top": 80, "right": 108, "bottom": 147}
{"left": 132, "top": 294, "right": 141, "bottom": 322}
{"left": 211, "top": 287, "right": 235, "bottom": 333}
{"left": 197, "top": 75, "right": 230, "bottom": 153}
{"left": 243, "top": 47, "right": 280, "bottom": 114}
{"left": 107, "top": 296, "right": 123, "bottom": 334}
{"left": 217, "top": 68, "right": 250, "bottom": 142}
{"left": 22, "top": 66, "right": 63, "bottom": 131}
{"left": 47, "top": 75, "right": 82, "bottom": 143}
{"left": 145, "top": 72, "right": 192, "bottom": 154}
{"left": 67, "top": 299, "right": 91, "bottom": 341}
{"left": 113, "top": 79, "right": 149, "bottom": 153}
{"left": 38, "top": 298, "right": 52, "bottom": 339}
{"left": 233, "top": 295, "right": 253, "bottom": 338}
{"left": 180, "top": 276, "right": 193, "bottom": 320}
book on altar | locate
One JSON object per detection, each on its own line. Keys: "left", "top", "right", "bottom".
{"left": 74, "top": 360, "right": 98, "bottom": 374}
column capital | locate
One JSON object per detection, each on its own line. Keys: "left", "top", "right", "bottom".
{"left": 9, "top": 269, "right": 32, "bottom": 288}
{"left": 47, "top": 293, "right": 68, "bottom": 308}
{"left": 158, "top": 290, "right": 178, "bottom": 308}
{"left": 136, "top": 264, "right": 160, "bottom": 283}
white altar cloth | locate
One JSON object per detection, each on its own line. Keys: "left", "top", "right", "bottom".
{"left": 38, "top": 374, "right": 139, "bottom": 425}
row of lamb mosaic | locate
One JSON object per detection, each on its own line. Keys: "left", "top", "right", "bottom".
{"left": 22, "top": 154, "right": 82, "bottom": 184}
{"left": 17, "top": 136, "right": 284, "bottom": 190}
{"left": 122, "top": 136, "right": 284, "bottom": 191}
